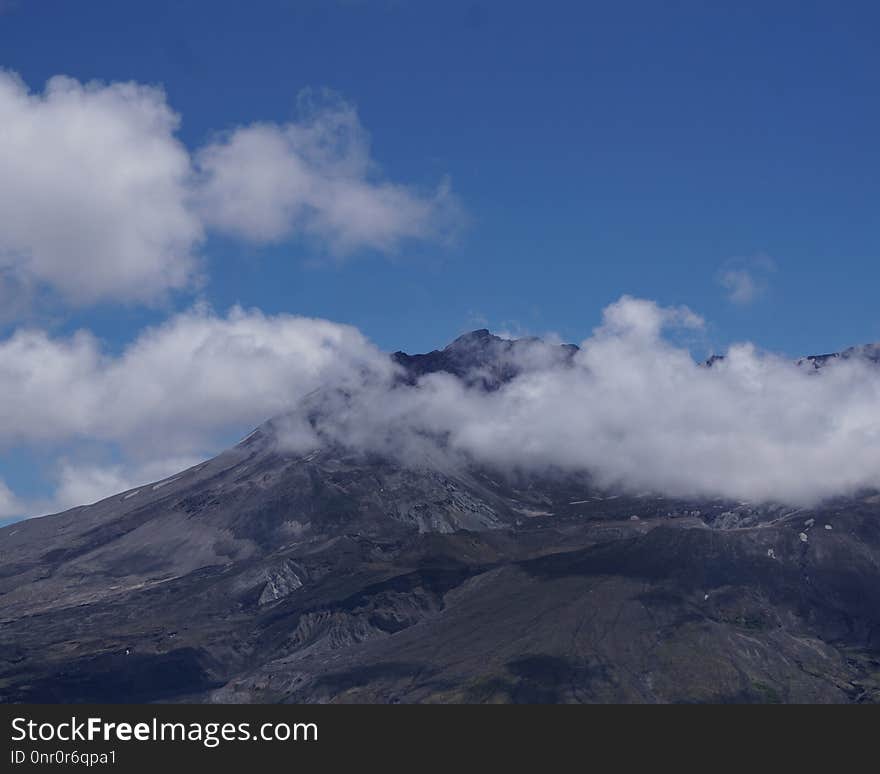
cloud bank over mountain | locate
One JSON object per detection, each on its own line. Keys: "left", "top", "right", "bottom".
{"left": 3, "top": 296, "right": 878, "bottom": 515}
{"left": 279, "top": 296, "right": 880, "bottom": 506}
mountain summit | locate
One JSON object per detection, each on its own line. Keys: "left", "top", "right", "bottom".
{"left": 391, "top": 329, "right": 577, "bottom": 388}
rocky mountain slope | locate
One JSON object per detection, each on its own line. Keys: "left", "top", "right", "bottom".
{"left": 1, "top": 332, "right": 880, "bottom": 703}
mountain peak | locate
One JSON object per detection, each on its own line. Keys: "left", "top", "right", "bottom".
{"left": 444, "top": 329, "right": 496, "bottom": 350}
{"left": 392, "top": 329, "right": 578, "bottom": 390}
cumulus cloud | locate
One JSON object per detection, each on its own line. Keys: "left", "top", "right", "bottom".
{"left": 0, "top": 72, "right": 459, "bottom": 308}
{"left": 281, "top": 296, "right": 880, "bottom": 505}
{"left": 0, "top": 305, "right": 391, "bottom": 454}
{"left": 194, "top": 92, "right": 458, "bottom": 254}
{"left": 0, "top": 71, "right": 201, "bottom": 305}
{"left": 0, "top": 305, "right": 392, "bottom": 517}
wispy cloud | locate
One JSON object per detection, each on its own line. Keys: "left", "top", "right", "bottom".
{"left": 716, "top": 255, "right": 776, "bottom": 305}
{"left": 718, "top": 268, "right": 760, "bottom": 304}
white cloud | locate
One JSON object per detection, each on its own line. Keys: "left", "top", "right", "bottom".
{"left": 0, "top": 305, "right": 391, "bottom": 454}
{"left": 4, "top": 296, "right": 880, "bottom": 517}
{"left": 0, "top": 73, "right": 459, "bottom": 309}
{"left": 283, "top": 296, "right": 880, "bottom": 506}
{"left": 0, "top": 457, "right": 207, "bottom": 521}
{"left": 0, "top": 305, "right": 392, "bottom": 518}
{"left": 51, "top": 456, "right": 204, "bottom": 511}
{"left": 718, "top": 268, "right": 759, "bottom": 304}
{"left": 0, "top": 71, "right": 202, "bottom": 305}
{"left": 0, "top": 478, "right": 23, "bottom": 519}
{"left": 194, "top": 92, "right": 458, "bottom": 254}
{"left": 51, "top": 463, "right": 136, "bottom": 511}
{"left": 717, "top": 255, "right": 776, "bottom": 305}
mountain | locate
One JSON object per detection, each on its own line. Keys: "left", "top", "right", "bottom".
{"left": 798, "top": 343, "right": 880, "bottom": 369}
{"left": 391, "top": 329, "right": 578, "bottom": 389}
{"left": 2, "top": 333, "right": 880, "bottom": 703}
{"left": 706, "top": 341, "right": 880, "bottom": 369}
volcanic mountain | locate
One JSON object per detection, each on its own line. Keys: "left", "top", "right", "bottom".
{"left": 1, "top": 331, "right": 880, "bottom": 703}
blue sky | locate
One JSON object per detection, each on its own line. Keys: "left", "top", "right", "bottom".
{"left": 1, "top": 0, "right": 879, "bottom": 517}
